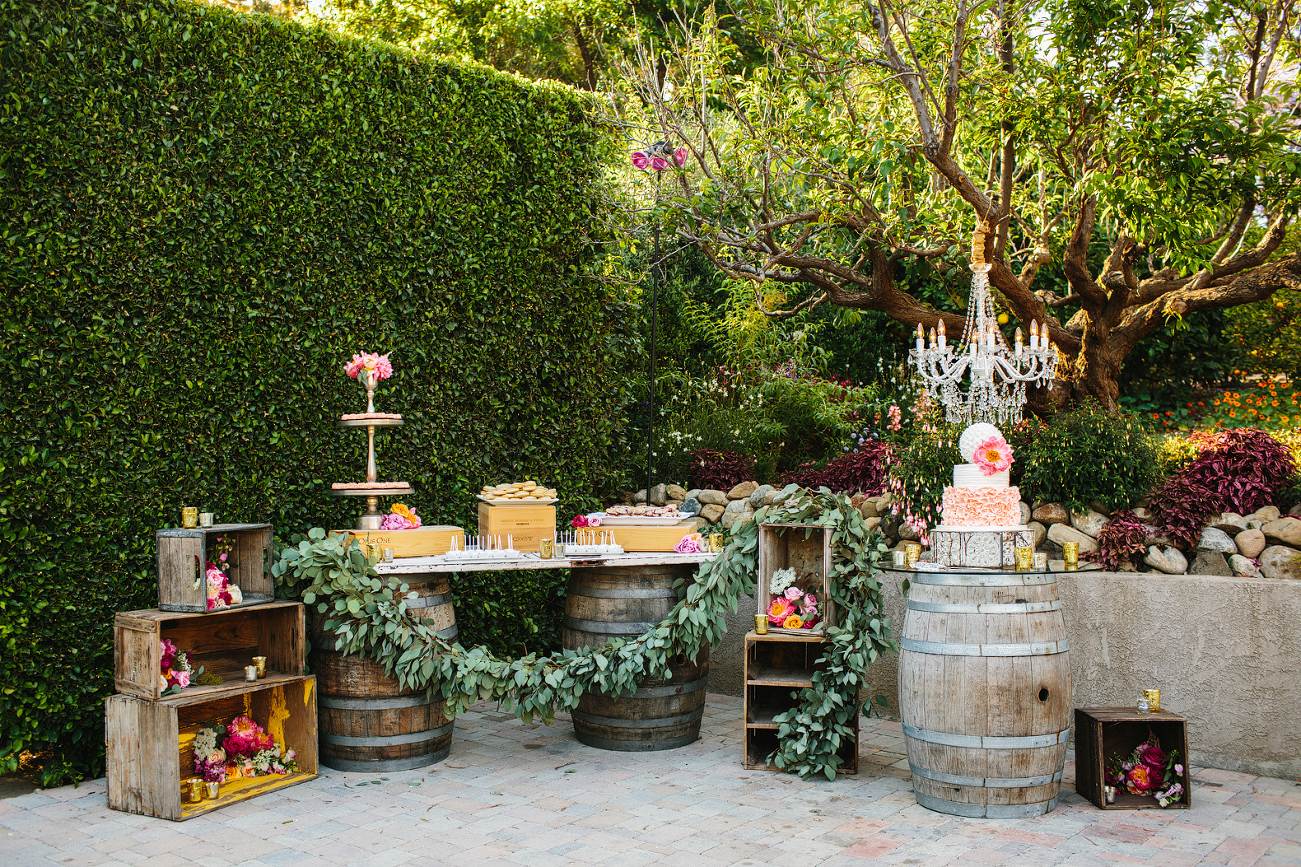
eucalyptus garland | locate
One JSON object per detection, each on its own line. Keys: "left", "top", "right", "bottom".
{"left": 272, "top": 486, "right": 894, "bottom": 779}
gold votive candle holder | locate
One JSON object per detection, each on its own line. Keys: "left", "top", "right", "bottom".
{"left": 252, "top": 656, "right": 267, "bottom": 678}
{"left": 904, "top": 543, "right": 921, "bottom": 566}
{"left": 1014, "top": 546, "right": 1034, "bottom": 571}
{"left": 1142, "top": 688, "right": 1161, "bottom": 712}
{"left": 1063, "top": 541, "right": 1079, "bottom": 566}
{"left": 708, "top": 533, "right": 724, "bottom": 553}
{"left": 753, "top": 614, "right": 769, "bottom": 635}
{"left": 539, "top": 538, "right": 554, "bottom": 559}
{"left": 186, "top": 778, "right": 204, "bottom": 803}
{"left": 205, "top": 780, "right": 220, "bottom": 799}
{"left": 181, "top": 506, "right": 198, "bottom": 529}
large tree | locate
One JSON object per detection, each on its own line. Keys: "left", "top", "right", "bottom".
{"left": 615, "top": 0, "right": 1301, "bottom": 411}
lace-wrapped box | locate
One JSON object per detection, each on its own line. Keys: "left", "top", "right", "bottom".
{"left": 930, "top": 526, "right": 1033, "bottom": 569}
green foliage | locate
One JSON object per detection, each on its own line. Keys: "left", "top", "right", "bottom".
{"left": 0, "top": 0, "right": 630, "bottom": 784}
{"left": 451, "top": 568, "right": 567, "bottom": 657}
{"left": 1015, "top": 401, "right": 1160, "bottom": 513}
{"left": 1224, "top": 290, "right": 1301, "bottom": 382}
{"left": 274, "top": 487, "right": 895, "bottom": 779}
{"left": 887, "top": 425, "right": 962, "bottom": 537}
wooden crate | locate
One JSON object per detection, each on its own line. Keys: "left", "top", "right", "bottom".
{"left": 477, "top": 502, "right": 556, "bottom": 553}
{"left": 106, "top": 676, "right": 318, "bottom": 821}
{"left": 341, "top": 525, "right": 465, "bottom": 558}
{"left": 602, "top": 520, "right": 701, "bottom": 552}
{"left": 115, "top": 601, "right": 305, "bottom": 701}
{"left": 743, "top": 632, "right": 856, "bottom": 773}
{"left": 757, "top": 524, "right": 835, "bottom": 635}
{"left": 1074, "top": 707, "right": 1191, "bottom": 810}
{"left": 157, "top": 523, "right": 273, "bottom": 612}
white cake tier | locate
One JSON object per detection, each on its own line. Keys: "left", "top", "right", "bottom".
{"left": 952, "top": 464, "right": 1009, "bottom": 488}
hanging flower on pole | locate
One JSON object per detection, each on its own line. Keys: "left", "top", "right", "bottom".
{"left": 631, "top": 139, "right": 687, "bottom": 172}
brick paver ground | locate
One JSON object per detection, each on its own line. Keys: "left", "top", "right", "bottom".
{"left": 4, "top": 695, "right": 1299, "bottom": 866}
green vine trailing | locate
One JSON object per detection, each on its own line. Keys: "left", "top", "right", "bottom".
{"left": 273, "top": 486, "right": 894, "bottom": 779}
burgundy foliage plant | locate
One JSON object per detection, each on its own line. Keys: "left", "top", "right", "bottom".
{"left": 1090, "top": 510, "right": 1150, "bottom": 570}
{"left": 687, "top": 449, "right": 756, "bottom": 491}
{"left": 1180, "top": 428, "right": 1296, "bottom": 514}
{"left": 777, "top": 442, "right": 891, "bottom": 495}
{"left": 1146, "top": 475, "right": 1225, "bottom": 548}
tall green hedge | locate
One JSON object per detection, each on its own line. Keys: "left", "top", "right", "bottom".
{"left": 0, "top": 0, "right": 637, "bottom": 784}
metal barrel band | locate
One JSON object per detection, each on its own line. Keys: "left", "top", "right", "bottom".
{"left": 569, "top": 586, "right": 679, "bottom": 599}
{"left": 319, "top": 693, "right": 435, "bottom": 711}
{"left": 908, "top": 571, "right": 1058, "bottom": 587}
{"left": 322, "top": 720, "right": 454, "bottom": 748}
{"left": 571, "top": 706, "right": 705, "bottom": 729}
{"left": 587, "top": 675, "right": 709, "bottom": 700}
{"left": 907, "top": 599, "right": 1061, "bottom": 614}
{"left": 903, "top": 722, "right": 1070, "bottom": 749}
{"left": 914, "top": 792, "right": 1057, "bottom": 819}
{"left": 320, "top": 749, "right": 450, "bottom": 773}
{"left": 404, "top": 592, "right": 452, "bottom": 610}
{"left": 910, "top": 762, "right": 1064, "bottom": 789}
{"left": 901, "top": 638, "right": 1069, "bottom": 657}
{"left": 563, "top": 616, "right": 660, "bottom": 635}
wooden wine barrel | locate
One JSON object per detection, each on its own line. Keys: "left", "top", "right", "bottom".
{"left": 898, "top": 568, "right": 1071, "bottom": 818}
{"left": 311, "top": 574, "right": 458, "bottom": 772}
{"left": 563, "top": 564, "right": 709, "bottom": 751}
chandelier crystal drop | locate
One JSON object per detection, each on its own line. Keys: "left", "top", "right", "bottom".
{"left": 909, "top": 220, "right": 1058, "bottom": 427}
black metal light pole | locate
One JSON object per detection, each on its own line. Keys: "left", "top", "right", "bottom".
{"left": 646, "top": 215, "right": 660, "bottom": 501}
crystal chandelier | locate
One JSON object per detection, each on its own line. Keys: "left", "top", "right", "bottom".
{"left": 909, "top": 220, "right": 1058, "bottom": 427}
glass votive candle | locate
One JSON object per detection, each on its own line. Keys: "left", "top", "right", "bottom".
{"left": 181, "top": 507, "right": 198, "bottom": 529}
{"left": 1137, "top": 695, "right": 1151, "bottom": 714}
{"left": 244, "top": 665, "right": 258, "bottom": 682}
{"left": 904, "top": 543, "right": 921, "bottom": 566}
{"left": 1033, "top": 552, "right": 1048, "bottom": 571}
{"left": 1014, "top": 546, "right": 1034, "bottom": 571}
{"left": 186, "top": 778, "right": 205, "bottom": 803}
{"left": 198, "top": 511, "right": 214, "bottom": 528}
{"left": 205, "top": 780, "right": 220, "bottom": 800}
{"left": 892, "top": 549, "right": 908, "bottom": 568}
{"left": 753, "top": 614, "right": 769, "bottom": 635}
{"left": 252, "top": 656, "right": 267, "bottom": 678}
{"left": 382, "top": 548, "right": 394, "bottom": 562}
{"left": 539, "top": 538, "right": 554, "bottom": 559}
{"left": 1063, "top": 541, "right": 1079, "bottom": 566}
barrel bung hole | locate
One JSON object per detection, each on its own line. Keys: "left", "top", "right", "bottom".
{"left": 1038, "top": 687, "right": 1050, "bottom": 702}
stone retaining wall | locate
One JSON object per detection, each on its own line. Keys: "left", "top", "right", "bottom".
{"left": 706, "top": 571, "right": 1301, "bottom": 779}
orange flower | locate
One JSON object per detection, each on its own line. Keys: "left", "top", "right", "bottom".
{"left": 783, "top": 615, "right": 804, "bottom": 629}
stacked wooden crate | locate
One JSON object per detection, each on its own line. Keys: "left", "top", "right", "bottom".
{"left": 106, "top": 523, "right": 318, "bottom": 821}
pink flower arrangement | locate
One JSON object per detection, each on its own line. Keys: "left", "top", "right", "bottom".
{"left": 972, "top": 435, "right": 1013, "bottom": 475}
{"left": 674, "top": 532, "right": 704, "bottom": 554}
{"left": 379, "top": 503, "right": 422, "bottom": 530}
{"left": 1105, "top": 732, "right": 1184, "bottom": 807}
{"left": 767, "top": 596, "right": 796, "bottom": 624}
{"left": 159, "top": 639, "right": 196, "bottom": 696}
{"left": 192, "top": 715, "right": 299, "bottom": 783}
{"left": 344, "top": 352, "right": 393, "bottom": 381}
{"left": 570, "top": 514, "right": 602, "bottom": 528}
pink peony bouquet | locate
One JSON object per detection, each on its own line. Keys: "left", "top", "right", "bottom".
{"left": 570, "top": 514, "right": 602, "bottom": 528}
{"left": 674, "top": 532, "right": 704, "bottom": 554}
{"left": 380, "top": 503, "right": 421, "bottom": 530}
{"left": 344, "top": 352, "right": 393, "bottom": 381}
{"left": 1105, "top": 732, "right": 1184, "bottom": 807}
{"left": 193, "top": 715, "right": 299, "bottom": 784}
{"left": 766, "top": 568, "right": 821, "bottom": 629}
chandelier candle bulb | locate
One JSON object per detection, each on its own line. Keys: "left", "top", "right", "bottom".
{"left": 938, "top": 319, "right": 946, "bottom": 346}
{"left": 916, "top": 323, "right": 925, "bottom": 351}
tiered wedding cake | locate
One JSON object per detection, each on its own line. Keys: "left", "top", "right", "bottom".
{"left": 929, "top": 423, "right": 1032, "bottom": 568}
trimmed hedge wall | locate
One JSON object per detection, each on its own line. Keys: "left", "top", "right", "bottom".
{"left": 0, "top": 0, "right": 636, "bottom": 784}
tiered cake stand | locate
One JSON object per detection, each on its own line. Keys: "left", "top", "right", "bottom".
{"left": 331, "top": 371, "right": 412, "bottom": 530}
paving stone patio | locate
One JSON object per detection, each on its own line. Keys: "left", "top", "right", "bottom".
{"left": 4, "top": 694, "right": 1299, "bottom": 866}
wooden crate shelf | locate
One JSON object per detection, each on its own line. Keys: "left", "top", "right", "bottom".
{"left": 156, "top": 523, "right": 274, "bottom": 612}
{"left": 757, "top": 524, "right": 835, "bottom": 635}
{"left": 742, "top": 632, "right": 857, "bottom": 773}
{"left": 107, "top": 676, "right": 318, "bottom": 821}
{"left": 1074, "top": 707, "right": 1191, "bottom": 810}
{"left": 115, "top": 601, "right": 306, "bottom": 701}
